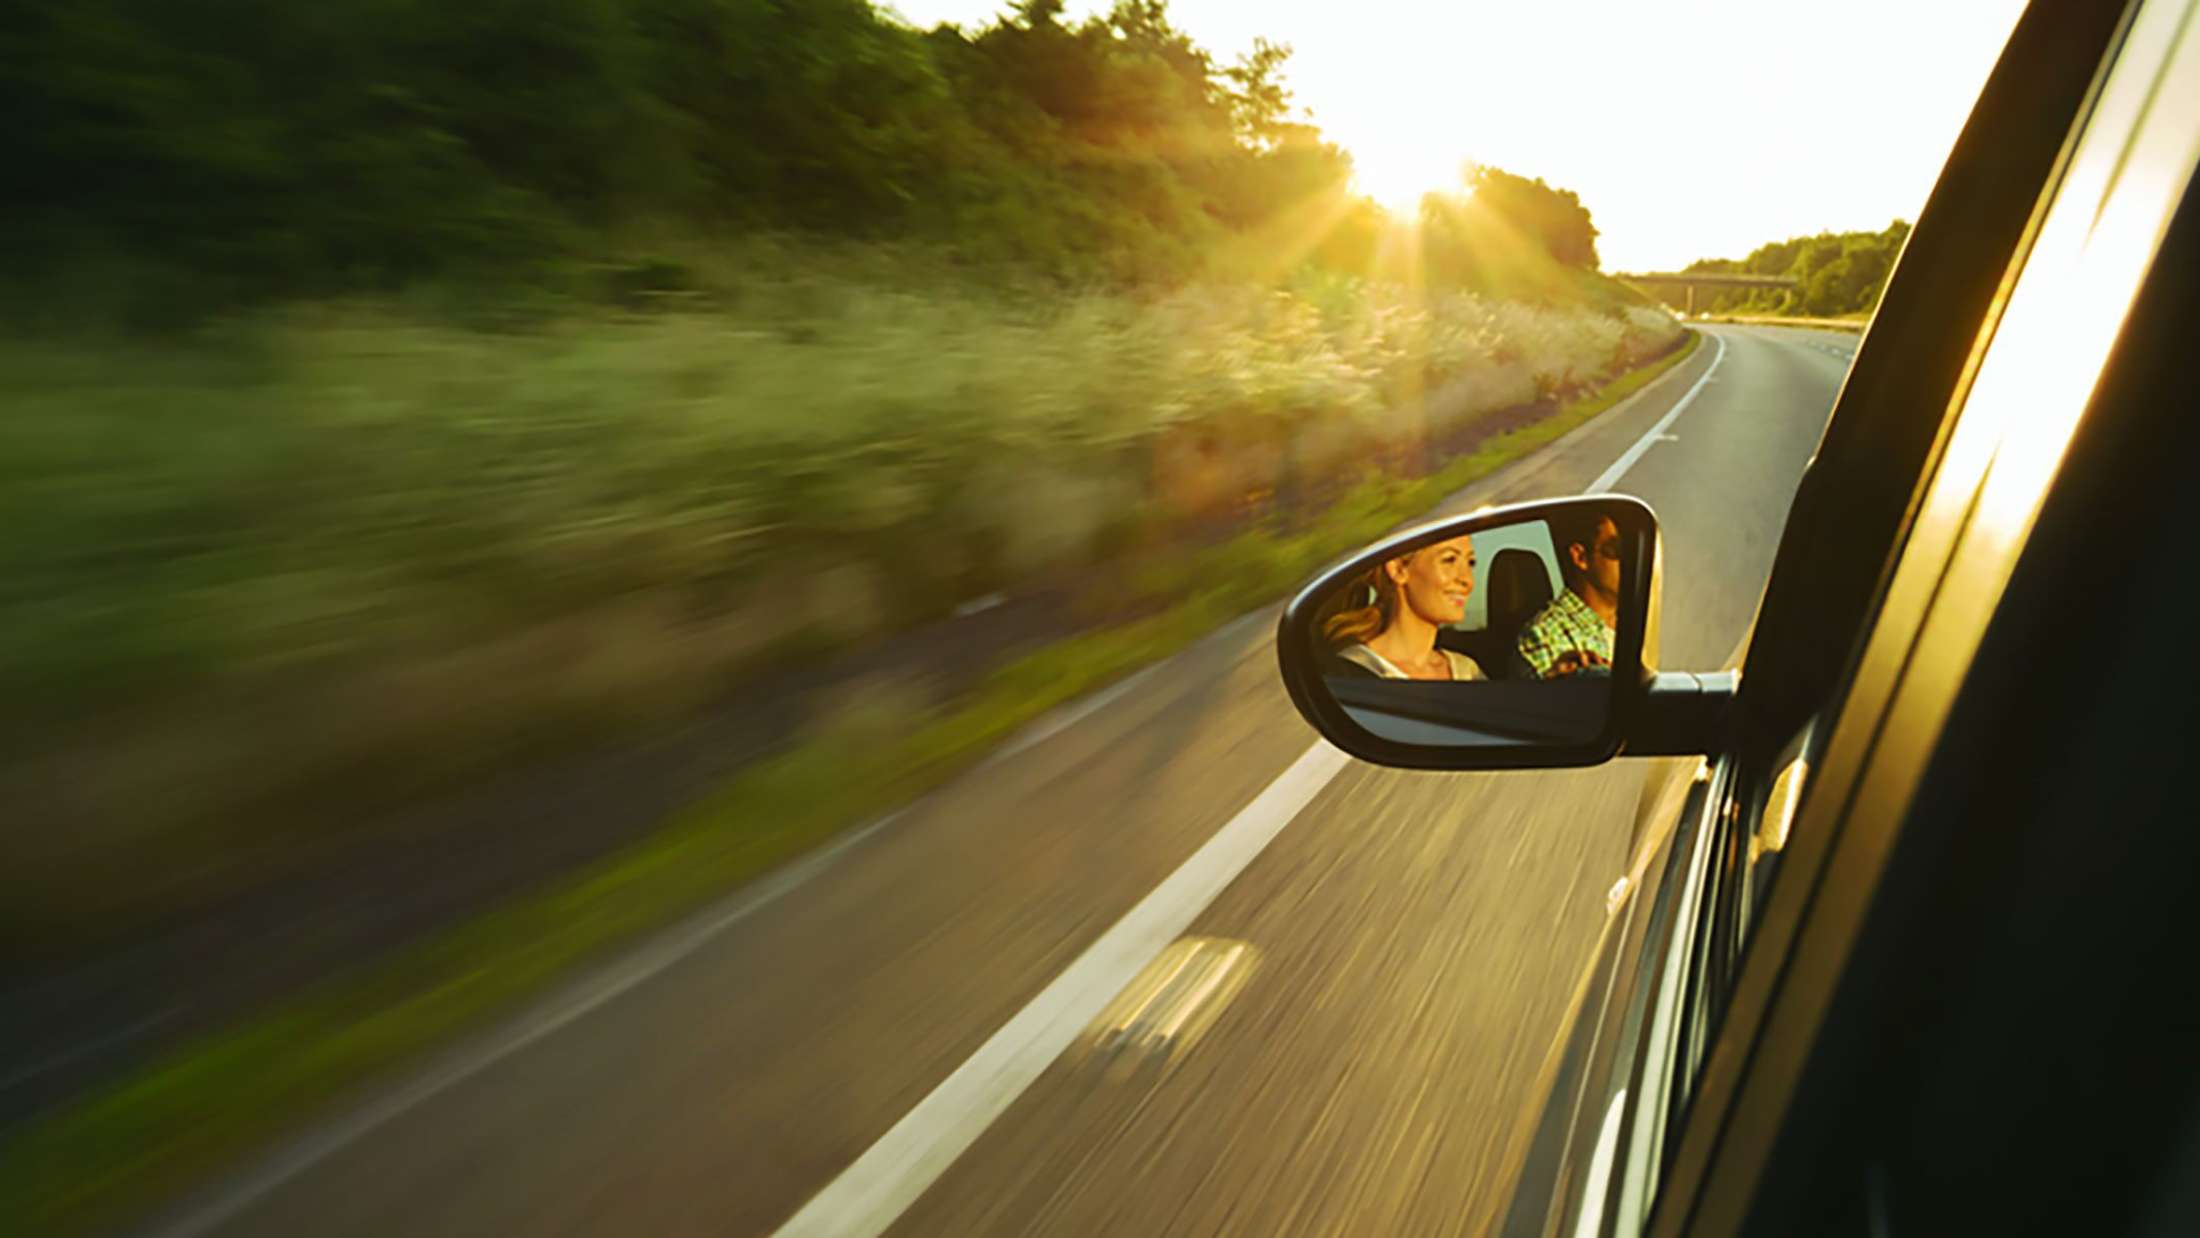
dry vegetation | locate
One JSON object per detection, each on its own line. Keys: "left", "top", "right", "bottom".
{"left": 2, "top": 258, "right": 1677, "bottom": 942}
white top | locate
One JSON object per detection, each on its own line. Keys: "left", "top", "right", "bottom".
{"left": 1337, "top": 643, "right": 1487, "bottom": 681}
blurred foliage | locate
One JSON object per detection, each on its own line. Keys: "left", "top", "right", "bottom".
{"left": 0, "top": 265, "right": 1677, "bottom": 730}
{"left": 0, "top": 0, "right": 1661, "bottom": 735}
{"left": 1422, "top": 168, "right": 1601, "bottom": 274}
{"left": 1671, "top": 219, "right": 1913, "bottom": 317}
{"left": 0, "top": 264, "right": 1676, "bottom": 944}
{"left": 0, "top": 0, "right": 1678, "bottom": 948}
{"left": 0, "top": 0, "right": 1618, "bottom": 313}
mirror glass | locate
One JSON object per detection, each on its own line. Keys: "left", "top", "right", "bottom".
{"left": 1303, "top": 507, "right": 1632, "bottom": 749}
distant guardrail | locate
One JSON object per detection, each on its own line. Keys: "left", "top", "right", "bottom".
{"left": 1617, "top": 272, "right": 1800, "bottom": 289}
{"left": 1692, "top": 313, "right": 1867, "bottom": 333}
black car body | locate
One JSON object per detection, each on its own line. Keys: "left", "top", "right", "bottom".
{"left": 1281, "top": 1, "right": 2200, "bottom": 1232}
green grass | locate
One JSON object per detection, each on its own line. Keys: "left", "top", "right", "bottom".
{"left": 0, "top": 328, "right": 1700, "bottom": 1238}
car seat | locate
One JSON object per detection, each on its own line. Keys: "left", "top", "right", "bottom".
{"left": 1446, "top": 547, "right": 1552, "bottom": 678}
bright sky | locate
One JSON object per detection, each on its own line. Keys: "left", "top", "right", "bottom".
{"left": 886, "top": 0, "right": 2028, "bottom": 272}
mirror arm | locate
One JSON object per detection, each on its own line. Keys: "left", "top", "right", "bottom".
{"left": 1623, "top": 671, "right": 1740, "bottom": 756}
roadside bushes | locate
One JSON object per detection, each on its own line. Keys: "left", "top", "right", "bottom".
{"left": 4, "top": 275, "right": 1673, "bottom": 710}
{"left": 0, "top": 265, "right": 1677, "bottom": 940}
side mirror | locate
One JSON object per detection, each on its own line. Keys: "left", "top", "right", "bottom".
{"left": 1277, "top": 495, "right": 1724, "bottom": 769}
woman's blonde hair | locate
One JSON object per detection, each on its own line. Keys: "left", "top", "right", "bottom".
{"left": 1321, "top": 555, "right": 1408, "bottom": 648}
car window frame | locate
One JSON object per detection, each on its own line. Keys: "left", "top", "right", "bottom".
{"left": 1651, "top": 0, "right": 2200, "bottom": 1231}
{"left": 1725, "top": 0, "right": 2142, "bottom": 764}
{"left": 1482, "top": 3, "right": 2144, "bottom": 1231}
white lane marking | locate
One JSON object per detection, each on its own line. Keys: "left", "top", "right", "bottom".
{"left": 0, "top": 1009, "right": 180, "bottom": 1094}
{"left": 983, "top": 663, "right": 1162, "bottom": 768}
{"left": 1605, "top": 876, "right": 1632, "bottom": 918}
{"left": 952, "top": 592, "right": 1007, "bottom": 618}
{"left": 1087, "top": 937, "right": 1258, "bottom": 1056}
{"left": 1588, "top": 331, "right": 1729, "bottom": 493}
{"left": 135, "top": 812, "right": 905, "bottom": 1238}
{"left": 772, "top": 741, "right": 1352, "bottom": 1238}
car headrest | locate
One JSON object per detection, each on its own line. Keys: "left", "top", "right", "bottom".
{"left": 1487, "top": 548, "right": 1553, "bottom": 631}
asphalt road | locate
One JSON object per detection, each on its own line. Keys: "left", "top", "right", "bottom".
{"left": 141, "top": 325, "right": 1853, "bottom": 1238}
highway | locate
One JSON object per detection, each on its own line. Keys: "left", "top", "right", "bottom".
{"left": 140, "top": 325, "right": 1856, "bottom": 1238}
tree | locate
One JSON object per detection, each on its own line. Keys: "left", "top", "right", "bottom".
{"left": 0, "top": 0, "right": 1612, "bottom": 302}
{"left": 1673, "top": 219, "right": 1912, "bottom": 317}
{"left": 1466, "top": 166, "right": 1601, "bottom": 269}
{"left": 1223, "top": 39, "right": 1296, "bottom": 147}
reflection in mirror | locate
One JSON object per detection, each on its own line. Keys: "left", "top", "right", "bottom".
{"left": 1305, "top": 508, "right": 1628, "bottom": 749}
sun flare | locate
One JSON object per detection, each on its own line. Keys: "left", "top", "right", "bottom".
{"left": 1349, "top": 138, "right": 1471, "bottom": 217}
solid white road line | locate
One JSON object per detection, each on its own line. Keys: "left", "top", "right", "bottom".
{"left": 0, "top": 1010, "right": 180, "bottom": 1095}
{"left": 1588, "top": 331, "right": 1729, "bottom": 494}
{"left": 772, "top": 740, "right": 1352, "bottom": 1238}
{"left": 983, "top": 662, "right": 1163, "bottom": 767}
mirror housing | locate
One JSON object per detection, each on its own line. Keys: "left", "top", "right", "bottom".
{"left": 1276, "top": 495, "right": 1727, "bottom": 770}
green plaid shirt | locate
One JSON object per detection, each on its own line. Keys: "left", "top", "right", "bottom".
{"left": 1515, "top": 587, "right": 1615, "bottom": 679}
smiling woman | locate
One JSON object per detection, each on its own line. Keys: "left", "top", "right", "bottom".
{"left": 1319, "top": 535, "right": 1490, "bottom": 681}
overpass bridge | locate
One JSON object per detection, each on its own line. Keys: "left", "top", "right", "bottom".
{"left": 1618, "top": 271, "right": 1799, "bottom": 314}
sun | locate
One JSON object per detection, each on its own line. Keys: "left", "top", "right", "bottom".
{"left": 1349, "top": 138, "right": 1472, "bottom": 217}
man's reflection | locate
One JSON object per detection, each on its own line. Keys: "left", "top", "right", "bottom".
{"left": 1515, "top": 513, "right": 1619, "bottom": 679}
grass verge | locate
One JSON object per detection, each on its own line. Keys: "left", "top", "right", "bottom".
{"left": 0, "top": 331, "right": 1702, "bottom": 1237}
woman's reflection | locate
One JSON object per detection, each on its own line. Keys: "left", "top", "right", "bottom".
{"left": 1321, "top": 535, "right": 1488, "bottom": 681}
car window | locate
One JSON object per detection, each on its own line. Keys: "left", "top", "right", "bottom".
{"left": 1452, "top": 519, "right": 1562, "bottom": 631}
